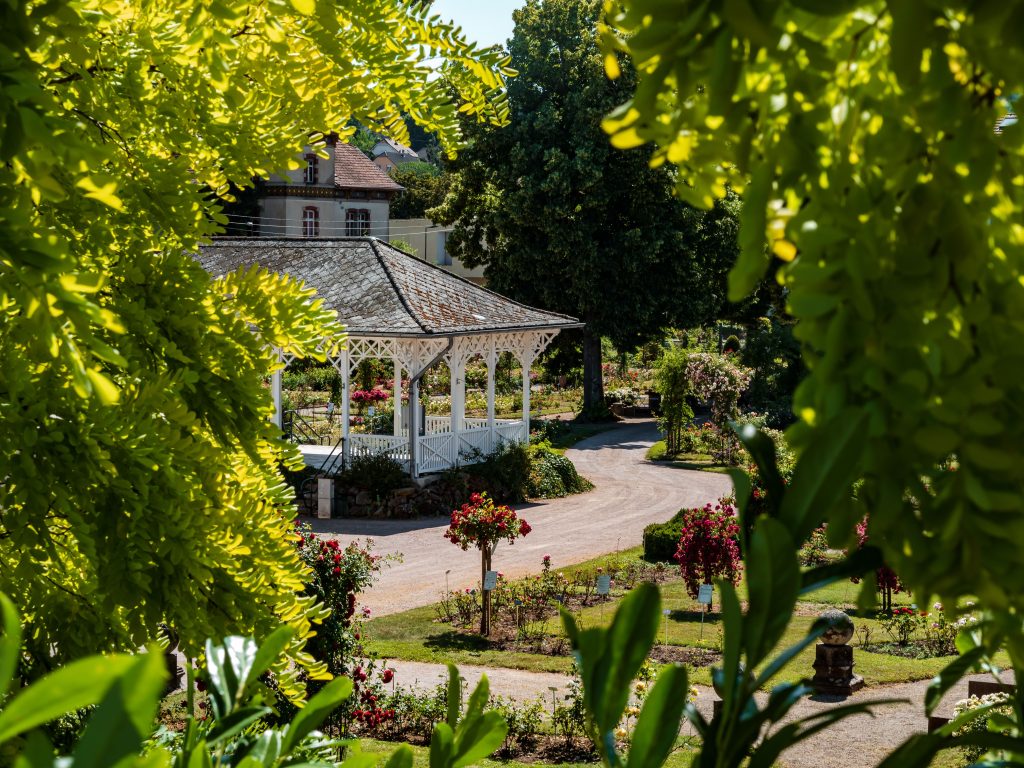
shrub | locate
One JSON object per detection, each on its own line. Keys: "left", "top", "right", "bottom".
{"left": 294, "top": 524, "right": 381, "bottom": 679}
{"left": 952, "top": 693, "right": 1016, "bottom": 765}
{"left": 338, "top": 453, "right": 408, "bottom": 497}
{"left": 530, "top": 418, "right": 571, "bottom": 444}
{"left": 526, "top": 443, "right": 593, "bottom": 498}
{"left": 723, "top": 334, "right": 741, "bottom": 353}
{"left": 877, "top": 606, "right": 923, "bottom": 645}
{"left": 799, "top": 525, "right": 830, "bottom": 567}
{"left": 282, "top": 364, "right": 340, "bottom": 393}
{"left": 468, "top": 441, "right": 533, "bottom": 503}
{"left": 642, "top": 511, "right": 685, "bottom": 563}
{"left": 674, "top": 500, "right": 743, "bottom": 600}
{"left": 489, "top": 695, "right": 545, "bottom": 754}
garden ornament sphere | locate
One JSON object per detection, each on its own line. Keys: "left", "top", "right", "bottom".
{"left": 818, "top": 609, "right": 855, "bottom": 646}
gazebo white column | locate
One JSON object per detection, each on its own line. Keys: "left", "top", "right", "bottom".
{"left": 485, "top": 345, "right": 497, "bottom": 430}
{"left": 449, "top": 349, "right": 467, "bottom": 436}
{"left": 341, "top": 349, "right": 351, "bottom": 466}
{"left": 518, "top": 347, "right": 536, "bottom": 439}
{"left": 392, "top": 358, "right": 402, "bottom": 436}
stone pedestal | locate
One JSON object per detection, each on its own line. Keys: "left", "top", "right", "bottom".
{"left": 812, "top": 643, "right": 864, "bottom": 695}
{"left": 317, "top": 477, "right": 335, "bottom": 519}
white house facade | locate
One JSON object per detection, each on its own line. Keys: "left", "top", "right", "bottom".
{"left": 254, "top": 137, "right": 402, "bottom": 239}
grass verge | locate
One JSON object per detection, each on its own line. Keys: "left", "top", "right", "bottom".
{"left": 644, "top": 440, "right": 730, "bottom": 473}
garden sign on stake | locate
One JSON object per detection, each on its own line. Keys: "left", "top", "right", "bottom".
{"left": 444, "top": 492, "right": 531, "bottom": 636}
{"left": 698, "top": 583, "right": 713, "bottom": 641}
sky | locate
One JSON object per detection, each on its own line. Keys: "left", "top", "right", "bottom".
{"left": 430, "top": 0, "right": 522, "bottom": 50}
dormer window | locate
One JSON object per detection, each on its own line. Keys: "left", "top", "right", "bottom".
{"left": 304, "top": 154, "right": 318, "bottom": 184}
{"left": 346, "top": 208, "right": 370, "bottom": 236}
{"left": 302, "top": 206, "right": 319, "bottom": 238}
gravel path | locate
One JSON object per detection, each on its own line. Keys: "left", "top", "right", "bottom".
{"left": 379, "top": 659, "right": 1015, "bottom": 768}
{"left": 311, "top": 419, "right": 732, "bottom": 617}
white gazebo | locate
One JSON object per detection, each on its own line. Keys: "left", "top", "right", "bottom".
{"left": 198, "top": 238, "right": 580, "bottom": 477}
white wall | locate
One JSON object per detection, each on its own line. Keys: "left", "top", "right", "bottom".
{"left": 389, "top": 219, "right": 486, "bottom": 282}
{"left": 260, "top": 197, "right": 390, "bottom": 238}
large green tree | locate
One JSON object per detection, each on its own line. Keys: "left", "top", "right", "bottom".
{"left": 432, "top": 0, "right": 738, "bottom": 410}
{"left": 596, "top": 0, "right": 1024, "bottom": 763}
{"left": 0, "top": 0, "right": 510, "bottom": 695}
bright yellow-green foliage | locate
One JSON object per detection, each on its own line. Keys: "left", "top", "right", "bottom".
{"left": 0, "top": 0, "right": 510, "bottom": 695}
{"left": 600, "top": 2, "right": 1024, "bottom": 663}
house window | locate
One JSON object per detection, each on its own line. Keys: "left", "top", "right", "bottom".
{"left": 345, "top": 208, "right": 370, "bottom": 236}
{"left": 304, "top": 154, "right": 318, "bottom": 184}
{"left": 302, "top": 206, "right": 319, "bottom": 238}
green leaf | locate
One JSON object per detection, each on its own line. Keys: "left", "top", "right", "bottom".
{"left": 889, "top": 1, "right": 931, "bottom": 88}
{"left": 384, "top": 744, "right": 414, "bottom": 768}
{"left": 445, "top": 664, "right": 461, "bottom": 728}
{"left": 429, "top": 722, "right": 454, "bottom": 768}
{"left": 66, "top": 650, "right": 166, "bottom": 768}
{"left": 206, "top": 706, "right": 272, "bottom": 746}
{"left": 0, "top": 595, "right": 21, "bottom": 702}
{"left": 744, "top": 518, "right": 801, "bottom": 667}
{"left": 460, "top": 672, "right": 489, "bottom": 724}
{"left": 0, "top": 655, "right": 137, "bottom": 745}
{"left": 717, "top": 581, "right": 744, "bottom": 706}
{"left": 599, "top": 582, "right": 661, "bottom": 734}
{"left": 923, "top": 647, "right": 985, "bottom": 716}
{"left": 282, "top": 676, "right": 353, "bottom": 755}
{"left": 730, "top": 163, "right": 772, "bottom": 301}
{"left": 452, "top": 711, "right": 508, "bottom": 768}
{"left": 779, "top": 407, "right": 867, "bottom": 539}
{"left": 243, "top": 626, "right": 294, "bottom": 692}
{"left": 722, "top": 0, "right": 779, "bottom": 48}
{"left": 289, "top": 0, "right": 315, "bottom": 15}
{"left": 734, "top": 424, "right": 783, "bottom": 513}
{"left": 626, "top": 664, "right": 688, "bottom": 768}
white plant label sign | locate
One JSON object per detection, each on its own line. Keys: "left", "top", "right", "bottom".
{"left": 698, "top": 584, "right": 714, "bottom": 605}
{"left": 596, "top": 574, "right": 611, "bottom": 595}
{"left": 483, "top": 570, "right": 498, "bottom": 591}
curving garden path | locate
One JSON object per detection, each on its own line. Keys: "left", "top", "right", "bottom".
{"left": 311, "top": 418, "right": 732, "bottom": 617}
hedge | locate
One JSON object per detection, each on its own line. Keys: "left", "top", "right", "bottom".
{"left": 642, "top": 510, "right": 685, "bottom": 562}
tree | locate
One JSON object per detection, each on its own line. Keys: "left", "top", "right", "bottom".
{"left": 389, "top": 162, "right": 452, "bottom": 219}
{"left": 0, "top": 0, "right": 510, "bottom": 695}
{"left": 600, "top": 0, "right": 1024, "bottom": 762}
{"left": 674, "top": 500, "right": 742, "bottom": 609}
{"left": 653, "top": 348, "right": 692, "bottom": 455}
{"left": 444, "top": 492, "right": 531, "bottom": 636}
{"left": 432, "top": 0, "right": 740, "bottom": 412}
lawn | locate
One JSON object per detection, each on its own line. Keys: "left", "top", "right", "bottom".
{"left": 364, "top": 548, "right": 1006, "bottom": 689}
{"left": 540, "top": 421, "right": 619, "bottom": 454}
{"left": 644, "top": 440, "right": 731, "bottom": 474}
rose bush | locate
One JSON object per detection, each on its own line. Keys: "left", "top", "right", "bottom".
{"left": 445, "top": 492, "right": 530, "bottom": 634}
{"left": 444, "top": 492, "right": 532, "bottom": 550}
{"left": 674, "top": 499, "right": 742, "bottom": 603}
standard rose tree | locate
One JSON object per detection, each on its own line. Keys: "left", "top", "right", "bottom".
{"left": 444, "top": 493, "right": 531, "bottom": 635}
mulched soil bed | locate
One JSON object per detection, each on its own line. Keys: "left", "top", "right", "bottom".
{"left": 861, "top": 641, "right": 955, "bottom": 660}
{"left": 649, "top": 644, "right": 721, "bottom": 666}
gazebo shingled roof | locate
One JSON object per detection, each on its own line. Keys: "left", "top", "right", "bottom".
{"left": 197, "top": 237, "right": 579, "bottom": 480}
{"left": 197, "top": 238, "right": 580, "bottom": 336}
